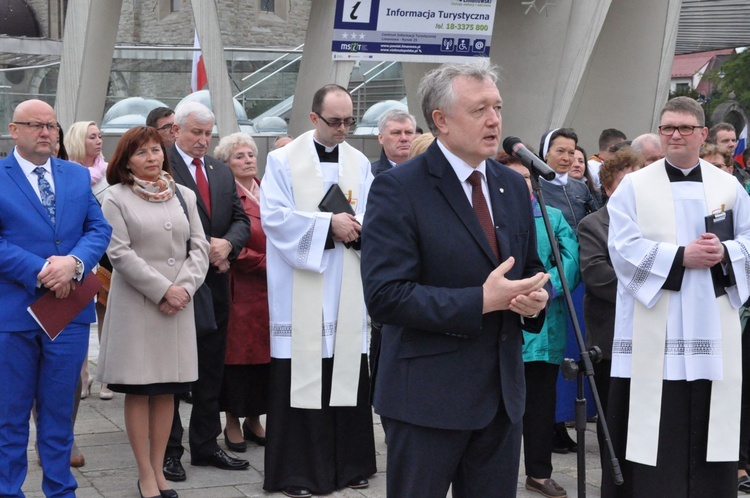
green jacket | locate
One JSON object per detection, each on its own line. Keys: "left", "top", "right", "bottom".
{"left": 522, "top": 200, "right": 580, "bottom": 364}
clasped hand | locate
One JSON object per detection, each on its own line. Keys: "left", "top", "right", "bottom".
{"left": 684, "top": 233, "right": 725, "bottom": 269}
{"left": 37, "top": 255, "right": 77, "bottom": 299}
{"left": 159, "top": 285, "right": 190, "bottom": 316}
{"left": 482, "top": 256, "right": 550, "bottom": 315}
{"left": 331, "top": 213, "right": 361, "bottom": 244}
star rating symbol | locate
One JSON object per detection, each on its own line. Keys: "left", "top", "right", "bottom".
{"left": 521, "top": 0, "right": 558, "bottom": 15}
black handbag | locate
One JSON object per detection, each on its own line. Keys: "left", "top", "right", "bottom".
{"left": 175, "top": 188, "right": 218, "bottom": 337}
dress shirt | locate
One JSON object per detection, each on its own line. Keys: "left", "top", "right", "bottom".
{"left": 436, "top": 139, "right": 494, "bottom": 223}
{"left": 14, "top": 147, "right": 55, "bottom": 200}
{"left": 176, "top": 145, "right": 210, "bottom": 186}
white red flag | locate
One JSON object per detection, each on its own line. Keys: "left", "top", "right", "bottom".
{"left": 191, "top": 30, "right": 208, "bottom": 93}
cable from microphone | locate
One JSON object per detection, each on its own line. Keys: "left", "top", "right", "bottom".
{"left": 502, "top": 136, "right": 557, "bottom": 181}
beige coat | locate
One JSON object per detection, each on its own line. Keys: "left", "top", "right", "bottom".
{"left": 97, "top": 183, "right": 209, "bottom": 385}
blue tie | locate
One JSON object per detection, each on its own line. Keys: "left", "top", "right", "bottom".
{"left": 33, "top": 166, "right": 56, "bottom": 225}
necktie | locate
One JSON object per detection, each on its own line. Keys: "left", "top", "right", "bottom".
{"left": 33, "top": 166, "right": 55, "bottom": 225}
{"left": 467, "top": 170, "right": 498, "bottom": 260}
{"left": 192, "top": 157, "right": 211, "bottom": 216}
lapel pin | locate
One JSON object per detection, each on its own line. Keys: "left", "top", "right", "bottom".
{"left": 499, "top": 188, "right": 504, "bottom": 193}
{"left": 209, "top": 165, "right": 214, "bottom": 170}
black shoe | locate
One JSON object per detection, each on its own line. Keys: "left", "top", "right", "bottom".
{"left": 162, "top": 457, "right": 186, "bottom": 482}
{"left": 159, "top": 489, "right": 179, "bottom": 498}
{"left": 242, "top": 422, "right": 267, "bottom": 446}
{"left": 191, "top": 449, "right": 249, "bottom": 470}
{"left": 347, "top": 476, "right": 369, "bottom": 489}
{"left": 282, "top": 486, "right": 312, "bottom": 498}
{"left": 552, "top": 423, "right": 578, "bottom": 453}
{"left": 224, "top": 428, "right": 247, "bottom": 453}
{"left": 739, "top": 475, "right": 750, "bottom": 494}
{"left": 178, "top": 391, "right": 193, "bottom": 404}
{"left": 137, "top": 480, "right": 161, "bottom": 498}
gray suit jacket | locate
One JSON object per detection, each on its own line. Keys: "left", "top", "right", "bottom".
{"left": 578, "top": 206, "right": 616, "bottom": 360}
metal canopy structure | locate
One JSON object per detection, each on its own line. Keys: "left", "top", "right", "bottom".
{"left": 676, "top": 0, "right": 750, "bottom": 54}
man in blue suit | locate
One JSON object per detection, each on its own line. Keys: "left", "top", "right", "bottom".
{"left": 0, "top": 99, "right": 111, "bottom": 497}
{"left": 361, "top": 60, "right": 550, "bottom": 497}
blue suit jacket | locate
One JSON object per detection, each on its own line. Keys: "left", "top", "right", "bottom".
{"left": 0, "top": 152, "right": 112, "bottom": 331}
{"left": 361, "top": 141, "right": 548, "bottom": 430}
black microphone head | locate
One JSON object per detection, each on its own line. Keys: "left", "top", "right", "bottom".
{"left": 502, "top": 136, "right": 523, "bottom": 155}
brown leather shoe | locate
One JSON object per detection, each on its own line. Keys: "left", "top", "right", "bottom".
{"left": 70, "top": 444, "right": 85, "bottom": 468}
{"left": 525, "top": 477, "right": 567, "bottom": 498}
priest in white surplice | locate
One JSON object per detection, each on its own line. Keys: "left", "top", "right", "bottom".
{"left": 603, "top": 96, "right": 750, "bottom": 498}
{"left": 260, "top": 84, "right": 376, "bottom": 498}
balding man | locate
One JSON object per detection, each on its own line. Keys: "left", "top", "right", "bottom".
{"left": 631, "top": 133, "right": 664, "bottom": 165}
{"left": 371, "top": 109, "right": 417, "bottom": 176}
{"left": 0, "top": 99, "right": 111, "bottom": 497}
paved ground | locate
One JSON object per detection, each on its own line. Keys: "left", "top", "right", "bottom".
{"left": 21, "top": 326, "right": 607, "bottom": 497}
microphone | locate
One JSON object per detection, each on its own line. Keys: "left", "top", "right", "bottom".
{"left": 502, "top": 136, "right": 557, "bottom": 181}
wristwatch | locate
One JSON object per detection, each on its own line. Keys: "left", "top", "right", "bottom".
{"left": 73, "top": 257, "right": 84, "bottom": 280}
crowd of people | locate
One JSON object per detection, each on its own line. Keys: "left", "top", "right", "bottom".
{"left": 2, "top": 58, "right": 750, "bottom": 498}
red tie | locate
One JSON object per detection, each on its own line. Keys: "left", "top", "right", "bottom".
{"left": 467, "top": 170, "right": 499, "bottom": 260}
{"left": 192, "top": 157, "right": 211, "bottom": 216}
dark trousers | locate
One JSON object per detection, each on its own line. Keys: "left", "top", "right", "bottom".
{"left": 739, "top": 319, "right": 750, "bottom": 468}
{"left": 593, "top": 359, "right": 613, "bottom": 472}
{"left": 382, "top": 405, "right": 522, "bottom": 498}
{"left": 523, "top": 361, "right": 560, "bottom": 478}
{"left": 0, "top": 325, "right": 88, "bottom": 498}
{"left": 602, "top": 378, "right": 736, "bottom": 498}
{"left": 167, "top": 274, "right": 229, "bottom": 459}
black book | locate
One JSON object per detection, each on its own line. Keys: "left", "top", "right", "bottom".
{"left": 319, "top": 184, "right": 360, "bottom": 249}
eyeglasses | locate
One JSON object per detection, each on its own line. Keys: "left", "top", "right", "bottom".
{"left": 658, "top": 125, "right": 703, "bottom": 136}
{"left": 13, "top": 122, "right": 59, "bottom": 133}
{"left": 156, "top": 123, "right": 173, "bottom": 132}
{"left": 316, "top": 113, "right": 356, "bottom": 128}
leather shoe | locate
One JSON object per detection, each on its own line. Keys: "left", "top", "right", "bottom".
{"left": 137, "top": 480, "right": 160, "bottom": 498}
{"left": 739, "top": 475, "right": 750, "bottom": 494}
{"left": 282, "top": 486, "right": 312, "bottom": 498}
{"left": 525, "top": 477, "right": 567, "bottom": 498}
{"left": 163, "top": 456, "right": 186, "bottom": 482}
{"left": 191, "top": 449, "right": 249, "bottom": 470}
{"left": 242, "top": 422, "right": 267, "bottom": 446}
{"left": 347, "top": 476, "right": 369, "bottom": 489}
{"left": 159, "top": 488, "right": 179, "bottom": 498}
{"left": 224, "top": 428, "right": 247, "bottom": 453}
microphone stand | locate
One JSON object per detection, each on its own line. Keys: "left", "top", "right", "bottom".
{"left": 527, "top": 168, "right": 623, "bottom": 498}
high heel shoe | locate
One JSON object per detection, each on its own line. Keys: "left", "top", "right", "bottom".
{"left": 99, "top": 383, "right": 114, "bottom": 400}
{"left": 224, "top": 428, "right": 247, "bottom": 453}
{"left": 159, "top": 488, "right": 179, "bottom": 498}
{"left": 242, "top": 421, "right": 267, "bottom": 446}
{"left": 80, "top": 377, "right": 93, "bottom": 399}
{"left": 137, "top": 480, "right": 161, "bottom": 498}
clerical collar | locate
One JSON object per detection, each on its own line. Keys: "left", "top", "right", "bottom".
{"left": 665, "top": 160, "right": 701, "bottom": 182}
{"left": 313, "top": 139, "right": 338, "bottom": 162}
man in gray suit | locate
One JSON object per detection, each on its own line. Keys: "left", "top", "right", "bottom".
{"left": 163, "top": 102, "right": 250, "bottom": 480}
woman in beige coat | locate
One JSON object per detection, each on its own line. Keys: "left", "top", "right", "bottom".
{"left": 97, "top": 126, "right": 209, "bottom": 498}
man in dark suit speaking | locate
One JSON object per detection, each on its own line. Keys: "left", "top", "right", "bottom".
{"left": 163, "top": 101, "right": 250, "bottom": 480}
{"left": 361, "top": 59, "right": 550, "bottom": 497}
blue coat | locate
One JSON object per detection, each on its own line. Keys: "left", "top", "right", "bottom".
{"left": 0, "top": 152, "right": 111, "bottom": 331}
{"left": 362, "top": 140, "right": 550, "bottom": 429}
{"left": 522, "top": 201, "right": 580, "bottom": 364}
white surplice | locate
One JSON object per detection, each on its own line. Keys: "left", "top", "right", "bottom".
{"left": 260, "top": 133, "right": 373, "bottom": 361}
{"left": 607, "top": 159, "right": 750, "bottom": 464}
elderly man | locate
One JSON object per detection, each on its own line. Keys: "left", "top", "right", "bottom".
{"left": 630, "top": 133, "right": 664, "bottom": 165}
{"left": 0, "top": 99, "right": 111, "bottom": 497}
{"left": 604, "top": 96, "right": 750, "bottom": 497}
{"left": 361, "top": 59, "right": 550, "bottom": 497}
{"left": 163, "top": 101, "right": 251, "bottom": 480}
{"left": 260, "top": 84, "right": 377, "bottom": 498}
{"left": 146, "top": 106, "right": 176, "bottom": 149}
{"left": 371, "top": 108, "right": 417, "bottom": 176}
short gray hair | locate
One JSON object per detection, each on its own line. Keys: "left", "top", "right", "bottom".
{"left": 377, "top": 109, "right": 416, "bottom": 134}
{"left": 418, "top": 58, "right": 499, "bottom": 135}
{"left": 174, "top": 101, "right": 215, "bottom": 127}
{"left": 630, "top": 133, "right": 660, "bottom": 154}
{"left": 213, "top": 132, "right": 258, "bottom": 163}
